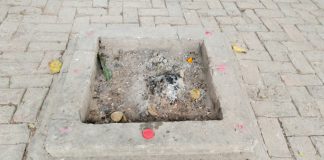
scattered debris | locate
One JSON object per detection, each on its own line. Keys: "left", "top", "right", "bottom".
{"left": 186, "top": 57, "right": 193, "bottom": 64}
{"left": 48, "top": 59, "right": 62, "bottom": 74}
{"left": 87, "top": 47, "right": 220, "bottom": 123}
{"left": 298, "top": 151, "right": 304, "bottom": 157}
{"left": 98, "top": 53, "right": 112, "bottom": 81}
{"left": 190, "top": 88, "right": 201, "bottom": 101}
{"left": 28, "top": 123, "right": 36, "bottom": 130}
{"left": 110, "top": 111, "right": 124, "bottom": 122}
{"left": 142, "top": 128, "right": 155, "bottom": 140}
{"left": 232, "top": 44, "right": 247, "bottom": 54}
{"left": 148, "top": 105, "right": 158, "bottom": 116}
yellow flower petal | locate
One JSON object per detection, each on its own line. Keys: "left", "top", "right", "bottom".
{"left": 49, "top": 59, "right": 62, "bottom": 74}
{"left": 186, "top": 57, "right": 193, "bottom": 63}
{"left": 190, "top": 89, "right": 201, "bottom": 100}
{"left": 232, "top": 44, "right": 247, "bottom": 54}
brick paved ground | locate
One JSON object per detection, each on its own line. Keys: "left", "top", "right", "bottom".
{"left": 0, "top": 0, "right": 324, "bottom": 159}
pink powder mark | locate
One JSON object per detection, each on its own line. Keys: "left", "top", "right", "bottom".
{"left": 205, "top": 31, "right": 212, "bottom": 36}
{"left": 216, "top": 64, "right": 226, "bottom": 73}
{"left": 86, "top": 30, "right": 95, "bottom": 36}
{"left": 234, "top": 123, "right": 244, "bottom": 133}
{"left": 59, "top": 127, "right": 72, "bottom": 134}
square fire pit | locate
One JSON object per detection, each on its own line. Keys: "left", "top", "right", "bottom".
{"left": 45, "top": 27, "right": 268, "bottom": 160}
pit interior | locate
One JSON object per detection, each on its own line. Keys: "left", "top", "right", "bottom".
{"left": 86, "top": 39, "right": 222, "bottom": 124}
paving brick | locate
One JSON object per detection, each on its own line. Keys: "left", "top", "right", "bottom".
{"left": 183, "top": 10, "right": 200, "bottom": 25}
{"left": 0, "top": 41, "right": 28, "bottom": 52}
{"left": 197, "top": 9, "right": 227, "bottom": 17}
{"left": 123, "top": 7, "right": 138, "bottom": 23}
{"left": 28, "top": 42, "right": 66, "bottom": 51}
{"left": 241, "top": 32, "right": 265, "bottom": 50}
{"left": 91, "top": 16, "right": 122, "bottom": 24}
{"left": 13, "top": 88, "right": 48, "bottom": 123}
{"left": 236, "top": 24, "right": 267, "bottom": 32}
{"left": 166, "top": 1, "right": 182, "bottom": 17}
{"left": 258, "top": 117, "right": 291, "bottom": 157}
{"left": 295, "top": 10, "right": 318, "bottom": 24}
{"left": 0, "top": 63, "right": 39, "bottom": 76}
{"left": 261, "top": 18, "right": 283, "bottom": 31}
{"left": 22, "top": 15, "right": 57, "bottom": 23}
{"left": 282, "top": 74, "right": 322, "bottom": 86}
{"left": 93, "top": 0, "right": 107, "bottom": 8}
{"left": 77, "top": 8, "right": 107, "bottom": 16}
{"left": 6, "top": 0, "right": 31, "bottom": 6}
{"left": 297, "top": 24, "right": 324, "bottom": 33}
{"left": 275, "top": 17, "right": 304, "bottom": 25}
{"left": 311, "top": 136, "right": 324, "bottom": 157}
{"left": 0, "top": 124, "right": 29, "bottom": 144}
{"left": 288, "top": 86, "right": 321, "bottom": 117}
{"left": 44, "top": 0, "right": 62, "bottom": 15}
{"left": 282, "top": 24, "right": 307, "bottom": 42}
{"left": 34, "top": 24, "right": 72, "bottom": 33}
{"left": 242, "top": 9, "right": 262, "bottom": 24}
{"left": 152, "top": 0, "right": 165, "bottom": 8}
{"left": 0, "top": 106, "right": 15, "bottom": 123}
{"left": 200, "top": 16, "right": 218, "bottom": 28}
{"left": 108, "top": 0, "right": 122, "bottom": 16}
{"left": 0, "top": 6, "right": 9, "bottom": 22}
{"left": 280, "top": 117, "right": 324, "bottom": 136}
{"left": 255, "top": 9, "right": 284, "bottom": 18}
{"left": 258, "top": 61, "right": 296, "bottom": 73}
{"left": 237, "top": 2, "right": 264, "bottom": 9}
{"left": 216, "top": 16, "right": 246, "bottom": 25}
{"left": 257, "top": 32, "right": 289, "bottom": 41}
{"left": 58, "top": 7, "right": 76, "bottom": 23}
{"left": 32, "top": 32, "right": 69, "bottom": 42}
{"left": 0, "top": 52, "right": 44, "bottom": 63}
{"left": 139, "top": 16, "right": 155, "bottom": 27}
{"left": 263, "top": 41, "right": 289, "bottom": 61}
{"left": 123, "top": 1, "right": 151, "bottom": 8}
{"left": 206, "top": 0, "right": 222, "bottom": 8}
{"left": 62, "top": 0, "right": 92, "bottom": 7}
{"left": 288, "top": 52, "right": 314, "bottom": 74}
{"left": 247, "top": 85, "right": 291, "bottom": 102}
{"left": 306, "top": 33, "right": 324, "bottom": 50}
{"left": 181, "top": 2, "right": 208, "bottom": 9}
{"left": 288, "top": 136, "right": 320, "bottom": 160}
{"left": 239, "top": 60, "right": 262, "bottom": 85}
{"left": 139, "top": 9, "right": 168, "bottom": 16}
{"left": 261, "top": 73, "right": 284, "bottom": 86}
{"left": 10, "top": 74, "right": 52, "bottom": 88}
{"left": 155, "top": 16, "right": 186, "bottom": 25}
{"left": 252, "top": 101, "right": 298, "bottom": 117}
{"left": 31, "top": 0, "right": 47, "bottom": 8}
{"left": 8, "top": 6, "right": 42, "bottom": 15}
{"left": 0, "top": 89, "right": 24, "bottom": 105}
{"left": 260, "top": 0, "right": 278, "bottom": 9}
{"left": 0, "top": 77, "right": 9, "bottom": 88}
{"left": 307, "top": 86, "right": 324, "bottom": 99}
{"left": 222, "top": 2, "right": 241, "bottom": 16}
{"left": 271, "top": 158, "right": 293, "bottom": 160}
{"left": 0, "top": 144, "right": 26, "bottom": 160}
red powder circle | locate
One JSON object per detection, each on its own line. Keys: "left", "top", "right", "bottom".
{"left": 142, "top": 128, "right": 155, "bottom": 140}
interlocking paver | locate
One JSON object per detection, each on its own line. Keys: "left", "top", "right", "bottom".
{"left": 0, "top": 106, "right": 15, "bottom": 123}
{"left": 10, "top": 75, "right": 53, "bottom": 88}
{"left": 13, "top": 88, "right": 48, "bottom": 123}
{"left": 288, "top": 86, "right": 321, "bottom": 117}
{"left": 0, "top": 124, "right": 29, "bottom": 144}
{"left": 0, "top": 144, "right": 26, "bottom": 160}
{"left": 311, "top": 136, "right": 324, "bottom": 157}
{"left": 280, "top": 117, "right": 324, "bottom": 136}
{"left": 1, "top": 0, "right": 324, "bottom": 159}
{"left": 258, "top": 117, "right": 291, "bottom": 157}
{"left": 0, "top": 89, "right": 24, "bottom": 105}
{"left": 288, "top": 136, "right": 321, "bottom": 160}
